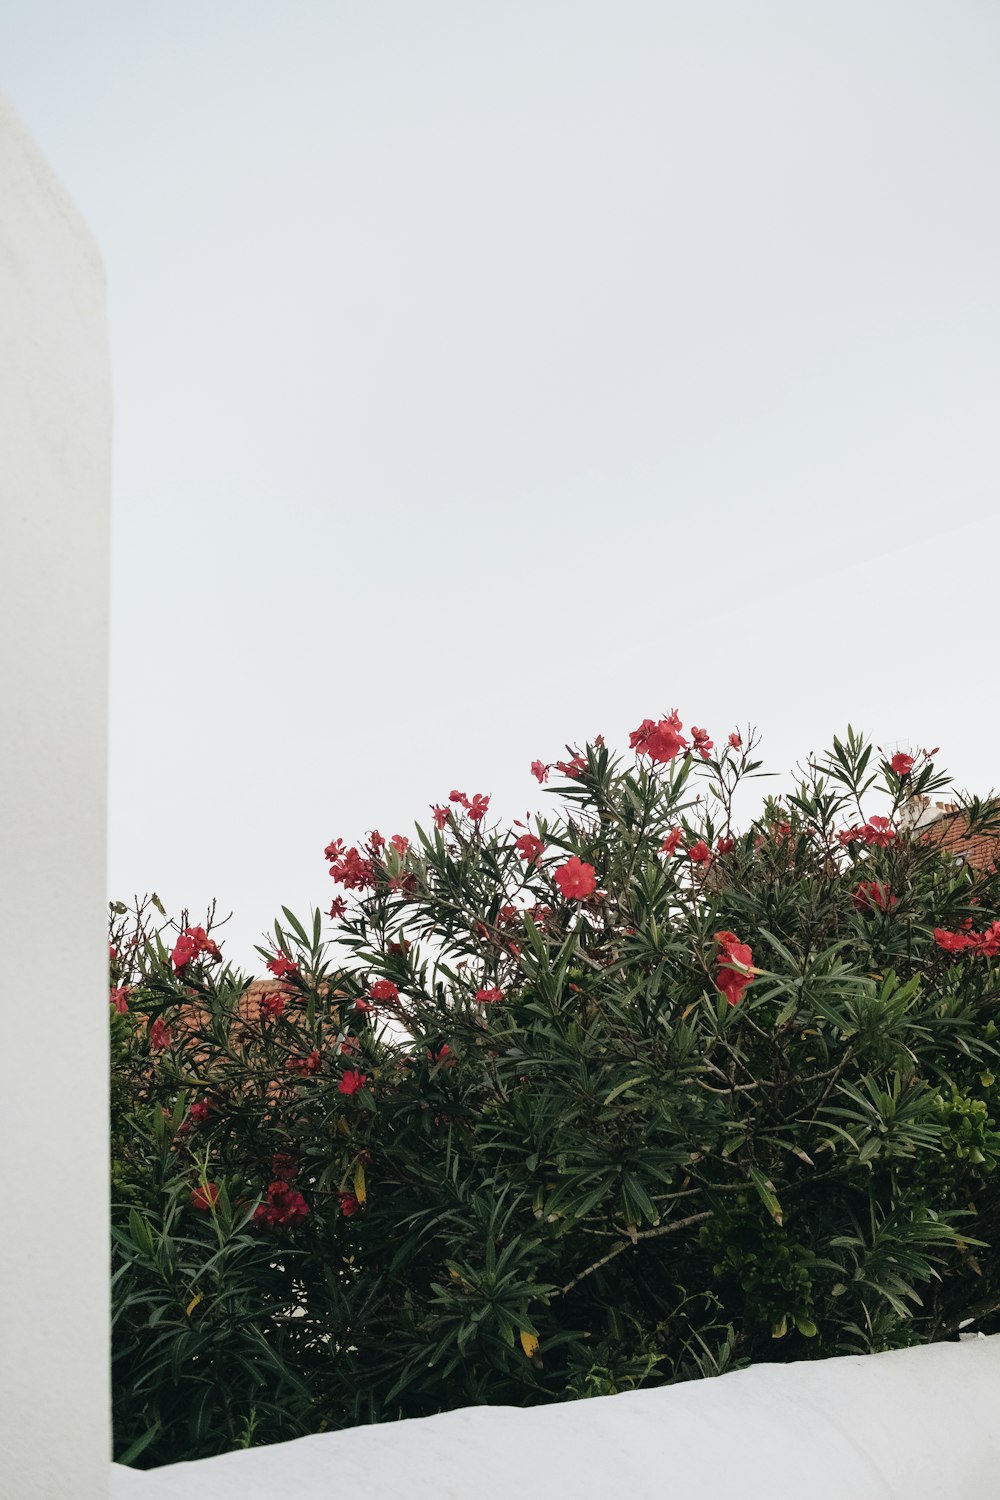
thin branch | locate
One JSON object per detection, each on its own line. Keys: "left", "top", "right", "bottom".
{"left": 559, "top": 1211, "right": 712, "bottom": 1296}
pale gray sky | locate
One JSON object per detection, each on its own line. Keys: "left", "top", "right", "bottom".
{"left": 3, "top": 2, "right": 998, "bottom": 969}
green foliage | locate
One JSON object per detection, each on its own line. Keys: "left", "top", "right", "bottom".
{"left": 109, "top": 725, "right": 1000, "bottom": 1466}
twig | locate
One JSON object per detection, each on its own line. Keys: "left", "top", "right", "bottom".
{"left": 560, "top": 1211, "right": 712, "bottom": 1295}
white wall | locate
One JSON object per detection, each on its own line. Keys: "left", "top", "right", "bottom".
{"left": 0, "top": 92, "right": 112, "bottom": 1499}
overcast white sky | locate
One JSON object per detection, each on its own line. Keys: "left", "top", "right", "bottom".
{"left": 2, "top": 2, "right": 998, "bottom": 970}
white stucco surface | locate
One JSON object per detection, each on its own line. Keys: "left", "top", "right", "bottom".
{"left": 112, "top": 1336, "right": 1000, "bottom": 1500}
{"left": 0, "top": 92, "right": 112, "bottom": 1498}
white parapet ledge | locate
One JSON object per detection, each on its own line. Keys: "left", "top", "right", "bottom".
{"left": 112, "top": 1335, "right": 1000, "bottom": 1500}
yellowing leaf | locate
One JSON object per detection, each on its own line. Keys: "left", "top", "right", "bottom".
{"left": 353, "top": 1161, "right": 367, "bottom": 1205}
{"left": 185, "top": 1293, "right": 202, "bottom": 1318}
{"left": 519, "top": 1331, "right": 539, "bottom": 1358}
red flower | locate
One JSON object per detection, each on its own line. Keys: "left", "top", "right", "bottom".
{"left": 691, "top": 727, "right": 714, "bottom": 761}
{"left": 890, "top": 753, "right": 914, "bottom": 777}
{"left": 391, "top": 834, "right": 410, "bottom": 855}
{"left": 253, "top": 1181, "right": 309, "bottom": 1229}
{"left": 853, "top": 881, "right": 897, "bottom": 913}
{"left": 660, "top": 829, "right": 684, "bottom": 856}
{"left": 388, "top": 938, "right": 412, "bottom": 956}
{"left": 189, "top": 1098, "right": 211, "bottom": 1125}
{"left": 629, "top": 718, "right": 657, "bottom": 750}
{"left": 553, "top": 856, "right": 597, "bottom": 900}
{"left": 369, "top": 830, "right": 386, "bottom": 850}
{"left": 370, "top": 979, "right": 399, "bottom": 1003}
{"left": 328, "top": 846, "right": 375, "bottom": 890}
{"left": 714, "top": 930, "right": 754, "bottom": 1007}
{"left": 554, "top": 756, "right": 587, "bottom": 779}
{"left": 687, "top": 840, "right": 712, "bottom": 865}
{"left": 933, "top": 928, "right": 975, "bottom": 953}
{"left": 328, "top": 897, "right": 347, "bottom": 919}
{"left": 728, "top": 732, "right": 742, "bottom": 749}
{"left": 427, "top": 1042, "right": 453, "bottom": 1066}
{"left": 449, "top": 790, "right": 470, "bottom": 806}
{"left": 288, "top": 1049, "right": 322, "bottom": 1075}
{"left": 171, "top": 925, "right": 222, "bottom": 972}
{"left": 339, "top": 1035, "right": 360, "bottom": 1054}
{"left": 432, "top": 805, "right": 450, "bottom": 829}
{"left": 266, "top": 952, "right": 299, "bottom": 979}
{"left": 515, "top": 833, "right": 545, "bottom": 864}
{"left": 354, "top": 998, "right": 376, "bottom": 1013}
{"left": 974, "top": 921, "right": 1000, "bottom": 958}
{"left": 641, "top": 719, "right": 689, "bottom": 765}
{"left": 149, "top": 1017, "right": 171, "bottom": 1052}
{"left": 338, "top": 1191, "right": 361, "bottom": 1218}
{"left": 271, "top": 1152, "right": 298, "bottom": 1180}
{"left": 259, "top": 990, "right": 287, "bottom": 1019}
{"left": 862, "top": 817, "right": 896, "bottom": 848}
{"left": 467, "top": 793, "right": 490, "bottom": 823}
{"left": 531, "top": 760, "right": 550, "bottom": 784}
{"left": 837, "top": 824, "right": 867, "bottom": 846}
{"left": 109, "top": 986, "right": 130, "bottom": 1015}
{"left": 476, "top": 987, "right": 505, "bottom": 1004}
{"left": 338, "top": 1069, "right": 368, "bottom": 1096}
{"left": 716, "top": 836, "right": 735, "bottom": 856}
{"left": 324, "top": 838, "right": 345, "bottom": 862}
{"left": 191, "top": 1183, "right": 220, "bottom": 1212}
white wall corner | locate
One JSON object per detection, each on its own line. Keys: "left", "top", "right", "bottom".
{"left": 0, "top": 91, "right": 112, "bottom": 1499}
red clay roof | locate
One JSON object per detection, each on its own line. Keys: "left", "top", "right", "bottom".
{"left": 918, "top": 811, "right": 1000, "bottom": 872}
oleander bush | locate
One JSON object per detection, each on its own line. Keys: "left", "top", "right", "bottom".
{"left": 110, "top": 717, "right": 1000, "bottom": 1467}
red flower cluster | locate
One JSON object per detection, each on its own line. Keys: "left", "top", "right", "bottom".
{"left": 189, "top": 1098, "right": 212, "bottom": 1125}
{"left": 171, "top": 926, "right": 222, "bottom": 972}
{"left": 149, "top": 1017, "right": 171, "bottom": 1052}
{"left": 691, "top": 726, "right": 714, "bottom": 760}
{"left": 728, "top": 732, "right": 742, "bottom": 749}
{"left": 253, "top": 1181, "right": 309, "bottom": 1229}
{"left": 288, "top": 1049, "right": 322, "bottom": 1075}
{"left": 716, "top": 836, "right": 736, "bottom": 856}
{"left": 326, "top": 839, "right": 376, "bottom": 890}
{"left": 432, "top": 805, "right": 450, "bottom": 829}
{"left": 515, "top": 833, "right": 545, "bottom": 864}
{"left": 687, "top": 840, "right": 712, "bottom": 865}
{"left": 554, "top": 856, "right": 597, "bottom": 900}
{"left": 630, "top": 711, "right": 688, "bottom": 764}
{"left": 838, "top": 817, "right": 897, "bottom": 848}
{"left": 109, "top": 986, "right": 130, "bottom": 1015}
{"left": 934, "top": 921, "right": 1000, "bottom": 957}
{"left": 338, "top": 1191, "right": 361, "bottom": 1217}
{"left": 266, "top": 952, "right": 299, "bottom": 979}
{"left": 554, "top": 756, "right": 587, "bottom": 779}
{"left": 714, "top": 931, "right": 754, "bottom": 1007}
{"left": 891, "top": 752, "right": 915, "bottom": 776}
{"left": 338, "top": 1069, "right": 368, "bottom": 1096}
{"left": 369, "top": 979, "right": 399, "bottom": 1004}
{"left": 530, "top": 760, "right": 549, "bottom": 784}
{"left": 447, "top": 790, "right": 490, "bottom": 821}
{"left": 190, "top": 1183, "right": 219, "bottom": 1212}
{"left": 328, "top": 897, "right": 347, "bottom": 920}
{"left": 661, "top": 829, "right": 684, "bottom": 856}
{"left": 853, "top": 881, "right": 897, "bottom": 913}
{"left": 259, "top": 990, "right": 287, "bottom": 1019}
{"left": 476, "top": 986, "right": 505, "bottom": 1004}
